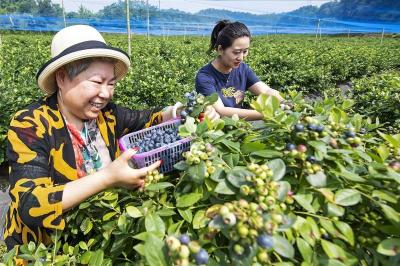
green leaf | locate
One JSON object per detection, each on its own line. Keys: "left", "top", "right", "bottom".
{"left": 176, "top": 193, "right": 203, "bottom": 208}
{"left": 218, "top": 139, "right": 241, "bottom": 152}
{"left": 145, "top": 213, "right": 165, "bottom": 238}
{"left": 206, "top": 92, "right": 219, "bottom": 104}
{"left": 156, "top": 208, "right": 176, "bottom": 217}
{"left": 184, "top": 117, "right": 196, "bottom": 133}
{"left": 193, "top": 210, "right": 210, "bottom": 229}
{"left": 334, "top": 189, "right": 361, "bottom": 206}
{"left": 250, "top": 149, "right": 282, "bottom": 159}
{"left": 222, "top": 153, "right": 240, "bottom": 168}
{"left": 378, "top": 132, "right": 400, "bottom": 148}
{"left": 293, "top": 194, "right": 315, "bottom": 213}
{"left": 196, "top": 121, "right": 209, "bottom": 135}
{"left": 178, "top": 209, "right": 193, "bottom": 223}
{"left": 321, "top": 239, "right": 346, "bottom": 260}
{"left": 133, "top": 232, "right": 149, "bottom": 241}
{"left": 276, "top": 181, "right": 291, "bottom": 201}
{"left": 214, "top": 179, "right": 236, "bottom": 195}
{"left": 146, "top": 182, "right": 174, "bottom": 191}
{"left": 226, "top": 166, "right": 253, "bottom": 188}
{"left": 126, "top": 206, "right": 143, "bottom": 218}
{"left": 241, "top": 142, "right": 266, "bottom": 154}
{"left": 273, "top": 235, "right": 294, "bottom": 259}
{"left": 144, "top": 233, "right": 168, "bottom": 266}
{"left": 377, "top": 238, "right": 400, "bottom": 256}
{"left": 308, "top": 141, "right": 327, "bottom": 159}
{"left": 168, "top": 220, "right": 184, "bottom": 235}
{"left": 267, "top": 159, "right": 286, "bottom": 181}
{"left": 334, "top": 167, "right": 366, "bottom": 182}
{"left": 117, "top": 215, "right": 127, "bottom": 233}
{"left": 133, "top": 244, "right": 145, "bottom": 256}
{"left": 306, "top": 171, "right": 327, "bottom": 187}
{"left": 380, "top": 203, "right": 400, "bottom": 225}
{"left": 89, "top": 250, "right": 104, "bottom": 266}
{"left": 296, "top": 238, "right": 313, "bottom": 262}
{"left": 306, "top": 217, "right": 321, "bottom": 241}
{"left": 188, "top": 161, "right": 206, "bottom": 184}
{"left": 174, "top": 160, "right": 189, "bottom": 171}
{"left": 80, "top": 251, "right": 92, "bottom": 264}
{"left": 79, "top": 241, "right": 88, "bottom": 251}
{"left": 334, "top": 221, "right": 354, "bottom": 246}
{"left": 103, "top": 211, "right": 118, "bottom": 221}
{"left": 326, "top": 203, "right": 345, "bottom": 217}
{"left": 372, "top": 190, "right": 398, "bottom": 204}
{"left": 377, "top": 144, "right": 390, "bottom": 161}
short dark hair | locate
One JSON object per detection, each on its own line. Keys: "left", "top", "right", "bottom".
{"left": 208, "top": 20, "right": 251, "bottom": 54}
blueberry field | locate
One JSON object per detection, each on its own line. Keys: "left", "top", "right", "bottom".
{"left": 0, "top": 32, "right": 400, "bottom": 265}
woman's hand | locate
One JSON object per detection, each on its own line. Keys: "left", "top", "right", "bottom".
{"left": 203, "top": 105, "right": 220, "bottom": 122}
{"left": 102, "top": 149, "right": 162, "bottom": 189}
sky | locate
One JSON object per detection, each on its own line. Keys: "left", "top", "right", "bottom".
{"left": 52, "top": 0, "right": 331, "bottom": 15}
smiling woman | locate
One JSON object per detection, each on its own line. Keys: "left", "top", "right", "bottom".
{"left": 3, "top": 24, "right": 219, "bottom": 258}
{"left": 195, "top": 20, "right": 284, "bottom": 121}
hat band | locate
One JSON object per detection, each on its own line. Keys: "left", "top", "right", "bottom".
{"left": 36, "top": 40, "right": 130, "bottom": 80}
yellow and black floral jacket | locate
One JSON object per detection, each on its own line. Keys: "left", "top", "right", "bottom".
{"left": 4, "top": 93, "right": 162, "bottom": 250}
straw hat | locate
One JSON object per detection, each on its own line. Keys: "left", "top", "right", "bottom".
{"left": 36, "top": 25, "right": 130, "bottom": 95}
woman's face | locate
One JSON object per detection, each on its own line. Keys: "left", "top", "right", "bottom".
{"left": 218, "top": 36, "right": 250, "bottom": 69}
{"left": 56, "top": 60, "right": 116, "bottom": 124}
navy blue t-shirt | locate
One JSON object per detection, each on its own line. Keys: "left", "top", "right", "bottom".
{"left": 195, "top": 62, "right": 260, "bottom": 108}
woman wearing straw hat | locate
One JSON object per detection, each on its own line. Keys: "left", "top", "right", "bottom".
{"left": 3, "top": 25, "right": 219, "bottom": 251}
{"left": 196, "top": 20, "right": 284, "bottom": 120}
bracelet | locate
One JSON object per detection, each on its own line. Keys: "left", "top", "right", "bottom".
{"left": 172, "top": 102, "right": 184, "bottom": 119}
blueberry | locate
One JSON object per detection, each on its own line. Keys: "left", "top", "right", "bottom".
{"left": 184, "top": 92, "right": 192, "bottom": 98}
{"left": 344, "top": 131, "right": 356, "bottom": 138}
{"left": 285, "top": 143, "right": 296, "bottom": 151}
{"left": 187, "top": 106, "right": 193, "bottom": 113}
{"left": 194, "top": 249, "right": 209, "bottom": 265}
{"left": 179, "top": 234, "right": 190, "bottom": 245}
{"left": 256, "top": 234, "right": 274, "bottom": 249}
{"left": 315, "top": 125, "right": 324, "bottom": 133}
{"left": 294, "top": 124, "right": 304, "bottom": 132}
{"left": 307, "top": 155, "right": 317, "bottom": 163}
{"left": 359, "top": 128, "right": 366, "bottom": 134}
{"left": 307, "top": 124, "right": 317, "bottom": 131}
{"left": 181, "top": 110, "right": 188, "bottom": 118}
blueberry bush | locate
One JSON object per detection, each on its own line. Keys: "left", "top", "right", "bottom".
{"left": 3, "top": 92, "right": 399, "bottom": 265}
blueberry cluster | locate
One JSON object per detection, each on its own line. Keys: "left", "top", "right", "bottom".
{"left": 181, "top": 91, "right": 205, "bottom": 123}
{"left": 131, "top": 127, "right": 181, "bottom": 153}
{"left": 165, "top": 234, "right": 209, "bottom": 265}
{"left": 284, "top": 143, "right": 323, "bottom": 175}
{"left": 292, "top": 116, "right": 327, "bottom": 140}
{"left": 207, "top": 199, "right": 282, "bottom": 264}
{"left": 183, "top": 141, "right": 217, "bottom": 178}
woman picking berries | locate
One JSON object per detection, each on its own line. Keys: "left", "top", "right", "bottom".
{"left": 4, "top": 25, "right": 219, "bottom": 253}
{"left": 196, "top": 20, "right": 284, "bottom": 120}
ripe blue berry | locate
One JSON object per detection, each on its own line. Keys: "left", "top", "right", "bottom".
{"left": 294, "top": 124, "right": 304, "bottom": 132}
{"left": 179, "top": 234, "right": 190, "bottom": 245}
{"left": 194, "top": 249, "right": 209, "bottom": 265}
{"left": 181, "top": 110, "right": 188, "bottom": 118}
{"left": 315, "top": 125, "right": 324, "bottom": 133}
{"left": 307, "top": 155, "right": 317, "bottom": 163}
{"left": 344, "top": 131, "right": 356, "bottom": 138}
{"left": 307, "top": 124, "right": 317, "bottom": 131}
{"left": 285, "top": 143, "right": 296, "bottom": 151}
{"left": 257, "top": 234, "right": 274, "bottom": 249}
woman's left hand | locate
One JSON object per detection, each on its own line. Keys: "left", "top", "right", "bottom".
{"left": 204, "top": 105, "right": 220, "bottom": 122}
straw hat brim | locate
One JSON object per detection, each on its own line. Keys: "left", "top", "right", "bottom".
{"left": 37, "top": 46, "right": 130, "bottom": 96}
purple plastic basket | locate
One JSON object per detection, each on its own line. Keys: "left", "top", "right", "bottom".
{"left": 119, "top": 119, "right": 191, "bottom": 173}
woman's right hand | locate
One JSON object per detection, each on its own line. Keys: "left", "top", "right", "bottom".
{"left": 102, "top": 149, "right": 162, "bottom": 189}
